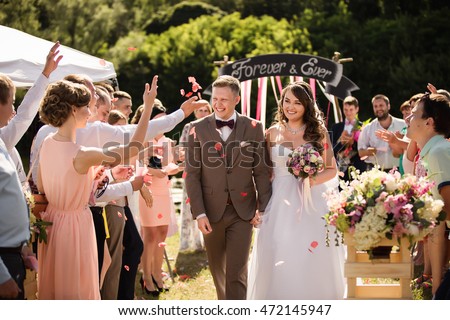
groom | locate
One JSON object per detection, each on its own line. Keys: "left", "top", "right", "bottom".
{"left": 185, "top": 75, "right": 272, "bottom": 299}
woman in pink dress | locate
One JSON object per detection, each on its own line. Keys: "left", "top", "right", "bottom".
{"left": 137, "top": 103, "right": 179, "bottom": 295}
{"left": 36, "top": 76, "right": 158, "bottom": 299}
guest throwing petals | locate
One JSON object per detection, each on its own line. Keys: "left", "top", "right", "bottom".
{"left": 36, "top": 76, "right": 158, "bottom": 299}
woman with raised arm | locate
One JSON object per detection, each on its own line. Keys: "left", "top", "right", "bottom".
{"left": 36, "top": 76, "right": 158, "bottom": 299}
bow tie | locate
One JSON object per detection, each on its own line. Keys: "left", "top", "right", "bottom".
{"left": 345, "top": 119, "right": 356, "bottom": 126}
{"left": 216, "top": 119, "right": 235, "bottom": 129}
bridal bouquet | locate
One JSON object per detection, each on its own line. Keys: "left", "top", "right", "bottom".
{"left": 286, "top": 143, "right": 324, "bottom": 179}
{"left": 323, "top": 167, "right": 446, "bottom": 250}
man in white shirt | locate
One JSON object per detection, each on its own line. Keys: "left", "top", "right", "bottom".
{"left": 0, "top": 43, "right": 61, "bottom": 299}
{"left": 358, "top": 94, "right": 405, "bottom": 171}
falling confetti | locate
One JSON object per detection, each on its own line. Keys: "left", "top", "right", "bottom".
{"left": 158, "top": 242, "right": 167, "bottom": 248}
{"left": 251, "top": 120, "right": 257, "bottom": 127}
{"left": 185, "top": 91, "right": 193, "bottom": 98}
{"left": 180, "top": 89, "right": 185, "bottom": 96}
{"left": 179, "top": 275, "right": 191, "bottom": 281}
{"left": 275, "top": 261, "right": 285, "bottom": 267}
{"left": 99, "top": 59, "right": 106, "bottom": 66}
{"left": 214, "top": 142, "right": 222, "bottom": 151}
{"left": 124, "top": 265, "right": 130, "bottom": 271}
{"left": 308, "top": 241, "right": 319, "bottom": 253}
{"left": 157, "top": 213, "right": 163, "bottom": 219}
{"left": 240, "top": 192, "right": 248, "bottom": 197}
{"left": 117, "top": 212, "right": 122, "bottom": 218}
{"left": 127, "top": 47, "right": 137, "bottom": 51}
{"left": 323, "top": 143, "right": 329, "bottom": 150}
{"left": 182, "top": 172, "right": 187, "bottom": 179}
{"left": 185, "top": 198, "right": 190, "bottom": 204}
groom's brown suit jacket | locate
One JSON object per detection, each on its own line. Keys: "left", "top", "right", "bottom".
{"left": 185, "top": 112, "right": 272, "bottom": 223}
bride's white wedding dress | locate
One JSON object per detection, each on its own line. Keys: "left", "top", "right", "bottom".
{"left": 248, "top": 144, "right": 346, "bottom": 300}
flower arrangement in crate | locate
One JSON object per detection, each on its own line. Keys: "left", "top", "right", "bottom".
{"left": 323, "top": 166, "right": 446, "bottom": 251}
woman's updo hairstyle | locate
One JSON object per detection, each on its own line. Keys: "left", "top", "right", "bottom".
{"left": 39, "top": 80, "right": 91, "bottom": 127}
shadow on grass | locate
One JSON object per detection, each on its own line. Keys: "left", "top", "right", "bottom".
{"left": 174, "top": 250, "right": 209, "bottom": 280}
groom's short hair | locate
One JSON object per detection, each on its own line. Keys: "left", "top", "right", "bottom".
{"left": 212, "top": 75, "right": 240, "bottom": 97}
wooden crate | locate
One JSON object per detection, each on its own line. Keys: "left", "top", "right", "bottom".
{"left": 344, "top": 234, "right": 413, "bottom": 299}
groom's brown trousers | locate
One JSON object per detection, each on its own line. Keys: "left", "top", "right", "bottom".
{"left": 203, "top": 204, "right": 253, "bottom": 300}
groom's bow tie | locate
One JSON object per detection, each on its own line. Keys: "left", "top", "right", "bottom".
{"left": 216, "top": 119, "right": 235, "bottom": 129}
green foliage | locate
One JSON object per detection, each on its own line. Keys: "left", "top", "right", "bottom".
{"left": 144, "top": 1, "right": 226, "bottom": 34}
{"left": 107, "top": 12, "right": 312, "bottom": 139}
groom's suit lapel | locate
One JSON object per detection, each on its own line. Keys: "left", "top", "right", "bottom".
{"left": 206, "top": 115, "right": 226, "bottom": 165}
{"left": 230, "top": 113, "right": 246, "bottom": 168}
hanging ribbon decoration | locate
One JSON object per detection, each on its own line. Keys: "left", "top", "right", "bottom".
{"left": 270, "top": 76, "right": 279, "bottom": 104}
{"left": 309, "top": 78, "right": 316, "bottom": 101}
{"left": 240, "top": 79, "right": 252, "bottom": 117}
{"left": 256, "top": 77, "right": 268, "bottom": 128}
{"left": 295, "top": 177, "right": 316, "bottom": 222}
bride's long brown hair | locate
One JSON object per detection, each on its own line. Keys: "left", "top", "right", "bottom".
{"left": 274, "top": 81, "right": 325, "bottom": 155}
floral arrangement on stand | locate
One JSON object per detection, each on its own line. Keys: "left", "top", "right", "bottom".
{"left": 23, "top": 188, "right": 52, "bottom": 244}
{"left": 323, "top": 166, "right": 446, "bottom": 251}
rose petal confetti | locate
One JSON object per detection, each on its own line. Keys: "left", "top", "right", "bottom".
{"left": 157, "top": 213, "right": 163, "bottom": 219}
{"left": 127, "top": 47, "right": 137, "bottom": 51}
{"left": 180, "top": 89, "right": 185, "bottom": 96}
{"left": 308, "top": 240, "right": 319, "bottom": 253}
{"left": 185, "top": 91, "right": 193, "bottom": 98}
{"left": 118, "top": 212, "right": 122, "bottom": 218}
{"left": 99, "top": 59, "right": 106, "bottom": 66}
{"left": 185, "top": 198, "right": 190, "bottom": 204}
{"left": 124, "top": 265, "right": 130, "bottom": 271}
{"left": 214, "top": 142, "right": 222, "bottom": 151}
{"left": 188, "top": 76, "right": 196, "bottom": 83}
{"left": 182, "top": 172, "right": 187, "bottom": 179}
{"left": 360, "top": 156, "right": 368, "bottom": 161}
{"left": 189, "top": 126, "right": 196, "bottom": 136}
{"left": 240, "top": 192, "right": 248, "bottom": 197}
{"left": 251, "top": 120, "right": 257, "bottom": 128}
{"left": 158, "top": 242, "right": 167, "bottom": 247}
{"left": 179, "top": 274, "right": 191, "bottom": 281}
{"left": 323, "top": 143, "right": 329, "bottom": 150}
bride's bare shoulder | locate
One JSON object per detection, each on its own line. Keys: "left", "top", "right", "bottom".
{"left": 266, "top": 123, "right": 285, "bottom": 145}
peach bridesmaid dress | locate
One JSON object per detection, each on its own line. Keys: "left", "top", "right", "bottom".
{"left": 38, "top": 135, "right": 100, "bottom": 299}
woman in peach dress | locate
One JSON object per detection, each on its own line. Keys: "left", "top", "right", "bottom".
{"left": 137, "top": 104, "right": 179, "bottom": 295}
{"left": 36, "top": 76, "right": 158, "bottom": 299}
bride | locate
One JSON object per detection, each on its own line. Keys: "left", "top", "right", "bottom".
{"left": 247, "top": 81, "right": 345, "bottom": 300}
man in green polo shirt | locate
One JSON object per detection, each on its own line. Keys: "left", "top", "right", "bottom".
{"left": 406, "top": 92, "right": 450, "bottom": 299}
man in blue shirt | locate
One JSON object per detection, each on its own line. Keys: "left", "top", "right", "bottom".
{"left": 406, "top": 92, "right": 450, "bottom": 298}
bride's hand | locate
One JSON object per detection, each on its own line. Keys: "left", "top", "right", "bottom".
{"left": 250, "top": 211, "right": 262, "bottom": 227}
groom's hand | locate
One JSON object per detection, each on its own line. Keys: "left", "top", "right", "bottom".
{"left": 250, "top": 210, "right": 262, "bottom": 227}
{"left": 197, "top": 216, "right": 212, "bottom": 234}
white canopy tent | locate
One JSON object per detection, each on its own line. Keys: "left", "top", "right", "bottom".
{"left": 0, "top": 25, "right": 117, "bottom": 87}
